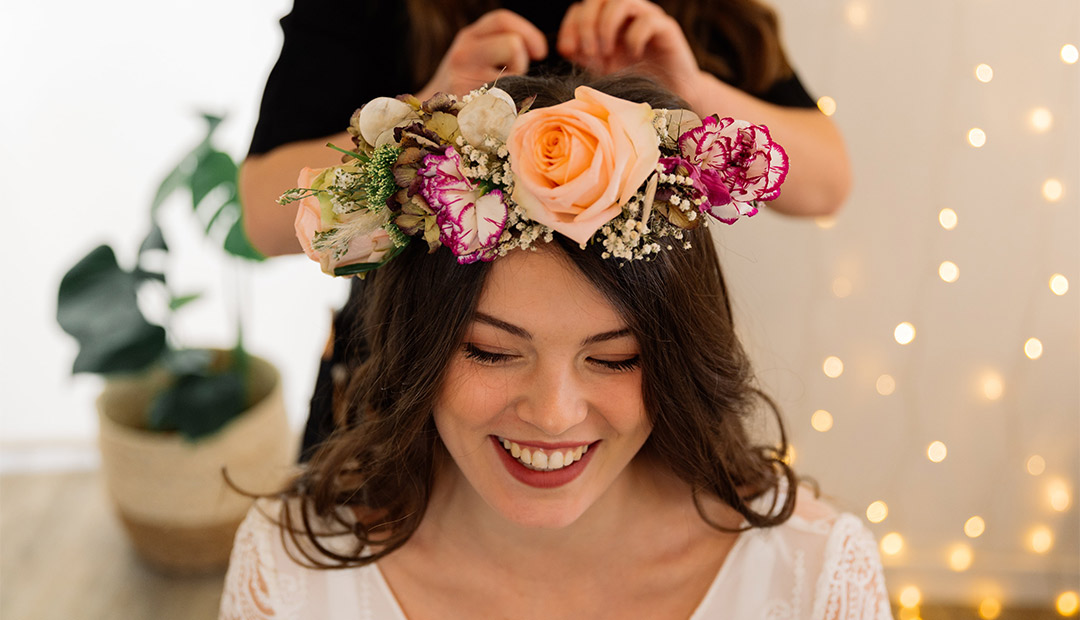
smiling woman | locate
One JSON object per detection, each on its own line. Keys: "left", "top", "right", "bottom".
{"left": 219, "top": 74, "right": 891, "bottom": 619}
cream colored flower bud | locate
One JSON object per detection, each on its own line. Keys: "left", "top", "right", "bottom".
{"left": 457, "top": 88, "right": 517, "bottom": 151}
{"left": 665, "top": 108, "right": 701, "bottom": 142}
{"left": 358, "top": 97, "right": 417, "bottom": 147}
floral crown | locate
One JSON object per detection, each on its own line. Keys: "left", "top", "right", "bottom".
{"left": 280, "top": 85, "right": 788, "bottom": 276}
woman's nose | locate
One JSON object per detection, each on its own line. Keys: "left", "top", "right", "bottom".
{"left": 515, "top": 361, "right": 588, "bottom": 436}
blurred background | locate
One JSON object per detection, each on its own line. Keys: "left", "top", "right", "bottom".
{"left": 1, "top": 0, "right": 1076, "bottom": 618}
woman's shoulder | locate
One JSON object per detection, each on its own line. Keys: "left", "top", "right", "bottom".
{"left": 698, "top": 485, "right": 893, "bottom": 619}
{"left": 219, "top": 498, "right": 389, "bottom": 620}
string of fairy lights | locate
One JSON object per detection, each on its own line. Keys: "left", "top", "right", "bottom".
{"left": 781, "top": 2, "right": 1076, "bottom": 616}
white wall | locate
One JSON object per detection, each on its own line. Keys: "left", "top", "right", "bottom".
{"left": 1, "top": 0, "right": 1076, "bottom": 609}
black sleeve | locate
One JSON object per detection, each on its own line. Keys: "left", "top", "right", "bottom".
{"left": 249, "top": 0, "right": 416, "bottom": 155}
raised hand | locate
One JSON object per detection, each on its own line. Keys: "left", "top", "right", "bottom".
{"left": 420, "top": 9, "right": 548, "bottom": 99}
{"left": 557, "top": 0, "right": 701, "bottom": 93}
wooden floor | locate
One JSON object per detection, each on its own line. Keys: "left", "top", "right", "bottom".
{"left": 1, "top": 470, "right": 224, "bottom": 620}
{"left": 0, "top": 470, "right": 1062, "bottom": 620}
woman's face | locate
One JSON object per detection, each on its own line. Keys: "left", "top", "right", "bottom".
{"left": 433, "top": 248, "right": 651, "bottom": 529}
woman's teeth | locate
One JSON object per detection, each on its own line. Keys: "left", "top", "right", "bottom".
{"left": 499, "top": 438, "right": 588, "bottom": 471}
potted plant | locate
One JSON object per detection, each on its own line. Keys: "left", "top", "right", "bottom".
{"left": 57, "top": 115, "right": 295, "bottom": 574}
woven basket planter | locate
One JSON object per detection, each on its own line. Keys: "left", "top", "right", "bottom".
{"left": 96, "top": 353, "right": 295, "bottom": 574}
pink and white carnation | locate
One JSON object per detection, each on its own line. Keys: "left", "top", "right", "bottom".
{"left": 679, "top": 116, "right": 788, "bottom": 206}
{"left": 419, "top": 147, "right": 508, "bottom": 264}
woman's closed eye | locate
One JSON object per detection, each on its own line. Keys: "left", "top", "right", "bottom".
{"left": 463, "top": 344, "right": 639, "bottom": 372}
{"left": 587, "top": 356, "right": 640, "bottom": 372}
{"left": 463, "top": 343, "right": 518, "bottom": 365}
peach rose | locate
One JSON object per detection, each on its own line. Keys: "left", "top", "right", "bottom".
{"left": 294, "top": 166, "right": 333, "bottom": 262}
{"left": 294, "top": 167, "right": 393, "bottom": 275}
{"left": 506, "top": 86, "right": 660, "bottom": 245}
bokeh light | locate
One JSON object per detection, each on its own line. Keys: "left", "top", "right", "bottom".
{"left": 1049, "top": 480, "right": 1071, "bottom": 512}
{"left": 867, "top": 500, "right": 889, "bottom": 523}
{"left": 1058, "top": 591, "right": 1080, "bottom": 616}
{"left": 811, "top": 409, "right": 834, "bottom": 432}
{"left": 832, "top": 276, "right": 853, "bottom": 298}
{"left": 1027, "top": 455, "right": 1047, "bottom": 476}
{"left": 982, "top": 372, "right": 1004, "bottom": 401}
{"left": 816, "top": 215, "right": 837, "bottom": 229}
{"left": 928, "top": 441, "right": 948, "bottom": 463}
{"left": 939, "top": 207, "right": 958, "bottom": 230}
{"left": 1030, "top": 107, "right": 1053, "bottom": 132}
{"left": 894, "top": 322, "right": 916, "bottom": 345}
{"left": 899, "top": 585, "right": 921, "bottom": 608}
{"left": 968, "top": 128, "right": 987, "bottom": 147}
{"left": 817, "top": 96, "right": 837, "bottom": 116}
{"left": 880, "top": 532, "right": 904, "bottom": 555}
{"left": 948, "top": 544, "right": 973, "bottom": 571}
{"left": 845, "top": 2, "right": 868, "bottom": 28}
{"left": 939, "top": 261, "right": 959, "bottom": 283}
{"left": 823, "top": 356, "right": 844, "bottom": 378}
{"left": 1050, "top": 274, "right": 1069, "bottom": 296}
{"left": 1024, "top": 338, "right": 1044, "bottom": 360}
{"left": 1043, "top": 178, "right": 1064, "bottom": 202}
{"left": 979, "top": 598, "right": 1002, "bottom": 619}
{"left": 1030, "top": 526, "right": 1053, "bottom": 554}
{"left": 975, "top": 63, "right": 994, "bottom": 82}
{"left": 876, "top": 374, "right": 896, "bottom": 396}
{"left": 964, "top": 516, "right": 986, "bottom": 538}
{"left": 1063, "top": 44, "right": 1079, "bottom": 64}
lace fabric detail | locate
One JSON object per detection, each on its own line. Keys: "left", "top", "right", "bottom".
{"left": 219, "top": 502, "right": 305, "bottom": 620}
{"left": 812, "top": 513, "right": 893, "bottom": 620}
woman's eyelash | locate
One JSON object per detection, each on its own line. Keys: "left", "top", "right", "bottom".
{"left": 590, "top": 356, "right": 641, "bottom": 372}
{"left": 462, "top": 343, "right": 513, "bottom": 364}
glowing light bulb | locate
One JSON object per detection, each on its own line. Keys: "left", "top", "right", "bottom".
{"left": 832, "top": 277, "right": 853, "bottom": 298}
{"left": 894, "top": 322, "right": 916, "bottom": 345}
{"left": 939, "top": 208, "right": 958, "bottom": 230}
{"left": 876, "top": 374, "right": 896, "bottom": 396}
{"left": 899, "top": 585, "right": 921, "bottom": 608}
{"left": 1049, "top": 274, "right": 1069, "bottom": 296}
{"left": 939, "top": 261, "right": 959, "bottom": 283}
{"left": 927, "top": 441, "right": 948, "bottom": 463}
{"left": 964, "top": 516, "right": 986, "bottom": 538}
{"left": 1043, "top": 178, "right": 1064, "bottom": 202}
{"left": 1062, "top": 44, "right": 1079, "bottom": 65}
{"left": 968, "top": 128, "right": 987, "bottom": 147}
{"left": 817, "top": 96, "right": 837, "bottom": 117}
{"left": 1027, "top": 455, "right": 1047, "bottom": 476}
{"left": 823, "top": 356, "right": 844, "bottom": 378}
{"left": 975, "top": 63, "right": 994, "bottom": 82}
{"left": 982, "top": 372, "right": 1004, "bottom": 401}
{"left": 1024, "top": 338, "right": 1043, "bottom": 360}
{"left": 1031, "top": 107, "right": 1053, "bottom": 132}
{"left": 866, "top": 500, "right": 889, "bottom": 523}
{"left": 1057, "top": 591, "right": 1080, "bottom": 616}
{"left": 880, "top": 532, "right": 904, "bottom": 555}
{"left": 979, "top": 598, "right": 1002, "bottom": 619}
{"left": 1030, "top": 526, "right": 1053, "bottom": 554}
{"left": 1048, "top": 480, "right": 1071, "bottom": 512}
{"left": 948, "top": 544, "right": 973, "bottom": 571}
{"left": 811, "top": 409, "right": 834, "bottom": 432}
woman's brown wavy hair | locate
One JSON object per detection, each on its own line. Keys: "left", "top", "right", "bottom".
{"left": 405, "top": 0, "right": 794, "bottom": 94}
{"left": 276, "top": 74, "right": 796, "bottom": 568}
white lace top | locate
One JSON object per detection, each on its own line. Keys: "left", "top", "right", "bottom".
{"left": 220, "top": 488, "right": 893, "bottom": 620}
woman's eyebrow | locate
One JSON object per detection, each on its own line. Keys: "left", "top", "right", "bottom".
{"left": 472, "top": 312, "right": 632, "bottom": 346}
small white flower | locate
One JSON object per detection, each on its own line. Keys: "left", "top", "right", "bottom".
{"left": 358, "top": 97, "right": 418, "bottom": 147}
{"left": 457, "top": 87, "right": 517, "bottom": 152}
